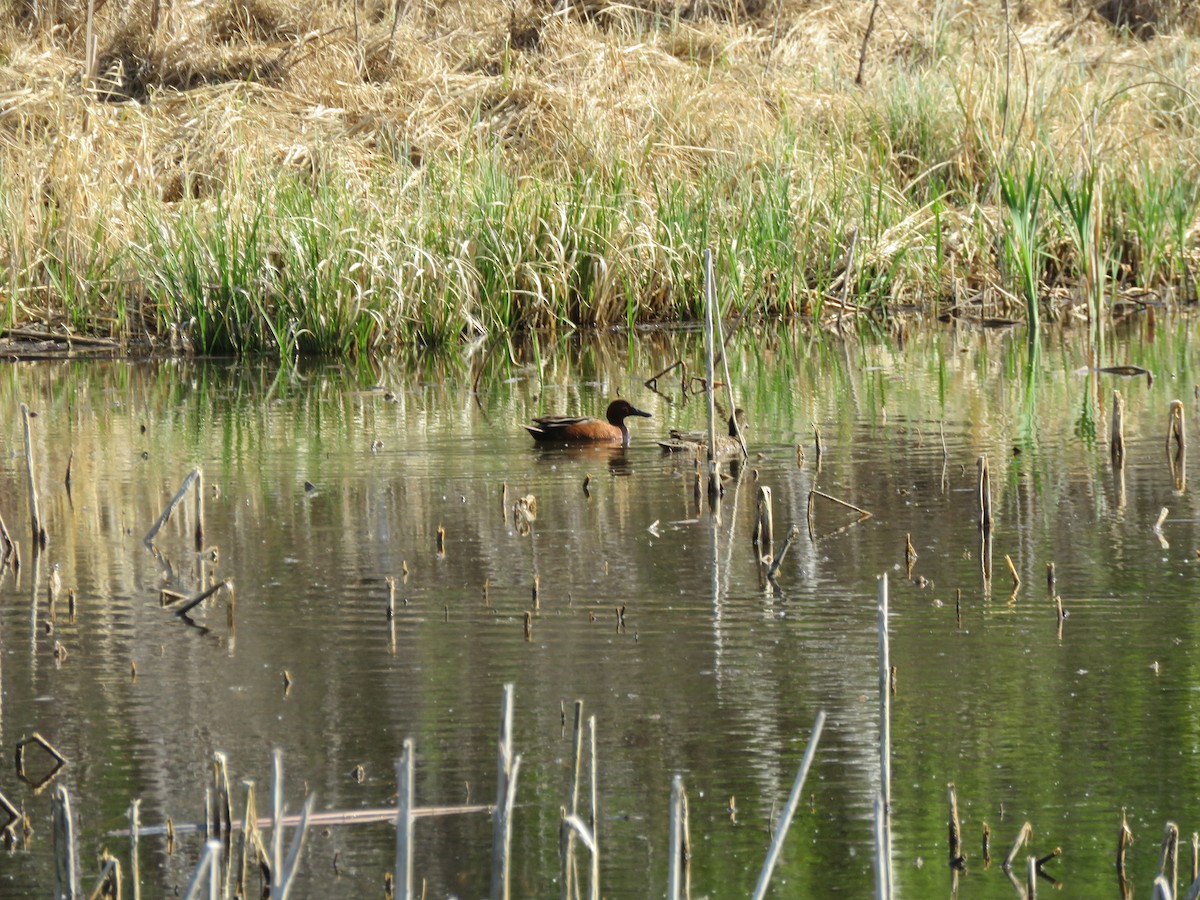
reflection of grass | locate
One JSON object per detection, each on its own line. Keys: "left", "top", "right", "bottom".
{"left": 3, "top": 3, "right": 1200, "bottom": 354}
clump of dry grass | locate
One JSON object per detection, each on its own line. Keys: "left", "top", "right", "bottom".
{"left": 0, "top": 0, "right": 1198, "bottom": 355}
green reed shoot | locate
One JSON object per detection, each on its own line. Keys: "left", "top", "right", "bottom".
{"left": 1053, "top": 167, "right": 1103, "bottom": 332}
{"left": 998, "top": 159, "right": 1045, "bottom": 331}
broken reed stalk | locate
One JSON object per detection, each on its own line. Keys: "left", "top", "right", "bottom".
{"left": 213, "top": 752, "right": 233, "bottom": 848}
{"left": 809, "top": 489, "right": 872, "bottom": 518}
{"left": 1113, "top": 811, "right": 1132, "bottom": 897}
{"left": 1005, "top": 554, "right": 1020, "bottom": 588}
{"left": 667, "top": 775, "right": 686, "bottom": 900}
{"left": 271, "top": 750, "right": 285, "bottom": 883}
{"left": 643, "top": 358, "right": 684, "bottom": 395}
{"left": 873, "top": 794, "right": 890, "bottom": 900}
{"left": 181, "top": 839, "right": 222, "bottom": 900}
{"left": 52, "top": 784, "right": 78, "bottom": 900}
{"left": 92, "top": 852, "right": 121, "bottom": 900}
{"left": 702, "top": 249, "right": 721, "bottom": 500}
{"left": 130, "top": 801, "right": 144, "bottom": 900}
{"left": 983, "top": 822, "right": 992, "bottom": 867}
{"left": 978, "top": 455, "right": 992, "bottom": 533}
{"left": 1186, "top": 847, "right": 1200, "bottom": 900}
{"left": 754, "top": 486, "right": 774, "bottom": 561}
{"left": 395, "top": 740, "right": 415, "bottom": 900}
{"left": 558, "top": 813, "right": 573, "bottom": 900}
{"left": 681, "top": 790, "right": 692, "bottom": 900}
{"left": 173, "top": 579, "right": 233, "bottom": 618}
{"left": 1168, "top": 400, "right": 1186, "bottom": 456}
{"left": 83, "top": 0, "right": 96, "bottom": 83}
{"left": 16, "top": 731, "right": 69, "bottom": 774}
{"left": 710, "top": 280, "right": 748, "bottom": 461}
{"left": 48, "top": 566, "right": 61, "bottom": 624}
{"left": 1027, "top": 855, "right": 1038, "bottom": 899}
{"left": 877, "top": 576, "right": 895, "bottom": 895}
{"left": 878, "top": 576, "right": 892, "bottom": 814}
{"left": 589, "top": 715, "right": 599, "bottom": 893}
{"left": 235, "top": 783, "right": 260, "bottom": 900}
{"left": 273, "top": 793, "right": 315, "bottom": 900}
{"left": 1160, "top": 821, "right": 1180, "bottom": 899}
{"left": 1004, "top": 822, "right": 1033, "bottom": 870}
{"left": 492, "top": 683, "right": 520, "bottom": 900}
{"left": 1037, "top": 846, "right": 1062, "bottom": 872}
{"left": 563, "top": 701, "right": 585, "bottom": 900}
{"left": 193, "top": 469, "right": 204, "bottom": 551}
{"left": 765, "top": 525, "right": 800, "bottom": 581}
{"left": 144, "top": 468, "right": 201, "bottom": 545}
{"left": 21, "top": 403, "right": 47, "bottom": 551}
{"left": 559, "top": 812, "right": 599, "bottom": 900}
{"left": 948, "top": 783, "right": 964, "bottom": 868}
{"left": 1111, "top": 390, "right": 1126, "bottom": 464}
{"left": 0, "top": 505, "right": 15, "bottom": 566}
{"left": 749, "top": 710, "right": 827, "bottom": 900}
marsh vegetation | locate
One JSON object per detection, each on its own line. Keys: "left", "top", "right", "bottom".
{"left": 1, "top": 0, "right": 1198, "bottom": 356}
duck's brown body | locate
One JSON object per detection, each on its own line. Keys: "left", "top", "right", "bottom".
{"left": 657, "top": 409, "right": 746, "bottom": 458}
{"left": 524, "top": 399, "right": 652, "bottom": 446}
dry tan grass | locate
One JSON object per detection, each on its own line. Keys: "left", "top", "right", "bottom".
{"left": 1, "top": 0, "right": 1198, "bottom": 343}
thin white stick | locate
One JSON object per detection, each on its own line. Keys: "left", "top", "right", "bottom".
{"left": 750, "top": 711, "right": 827, "bottom": 900}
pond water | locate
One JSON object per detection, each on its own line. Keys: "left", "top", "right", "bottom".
{"left": 1, "top": 318, "right": 1199, "bottom": 898}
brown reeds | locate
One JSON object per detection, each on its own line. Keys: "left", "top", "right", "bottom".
{"left": 0, "top": 0, "right": 1196, "bottom": 352}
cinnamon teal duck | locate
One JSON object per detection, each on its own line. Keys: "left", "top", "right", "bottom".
{"left": 524, "top": 399, "right": 652, "bottom": 446}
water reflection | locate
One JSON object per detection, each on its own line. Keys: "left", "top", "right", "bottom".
{"left": 0, "top": 319, "right": 1198, "bottom": 897}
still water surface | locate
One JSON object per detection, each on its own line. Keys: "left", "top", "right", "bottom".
{"left": 2, "top": 321, "right": 1200, "bottom": 898}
